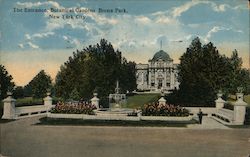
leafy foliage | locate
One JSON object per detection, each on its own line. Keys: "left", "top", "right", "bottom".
{"left": 13, "top": 86, "right": 25, "bottom": 99}
{"left": 167, "top": 37, "right": 250, "bottom": 106}
{"left": 0, "top": 64, "right": 15, "bottom": 100}
{"left": 55, "top": 39, "right": 136, "bottom": 105}
{"left": 24, "top": 70, "right": 52, "bottom": 98}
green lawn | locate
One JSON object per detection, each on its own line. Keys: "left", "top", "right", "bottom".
{"left": 38, "top": 117, "right": 196, "bottom": 127}
{"left": 244, "top": 95, "right": 250, "bottom": 105}
{"left": 122, "top": 93, "right": 160, "bottom": 109}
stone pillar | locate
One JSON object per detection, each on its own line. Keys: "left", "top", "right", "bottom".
{"left": 142, "top": 72, "right": 145, "bottom": 88}
{"left": 155, "top": 71, "right": 158, "bottom": 89}
{"left": 163, "top": 69, "right": 167, "bottom": 89}
{"left": 215, "top": 92, "right": 225, "bottom": 109}
{"left": 44, "top": 92, "right": 53, "bottom": 111}
{"left": 233, "top": 92, "right": 247, "bottom": 125}
{"left": 91, "top": 93, "right": 99, "bottom": 109}
{"left": 2, "top": 92, "right": 16, "bottom": 119}
{"left": 148, "top": 70, "right": 151, "bottom": 90}
{"left": 170, "top": 67, "right": 174, "bottom": 89}
{"left": 158, "top": 97, "right": 166, "bottom": 106}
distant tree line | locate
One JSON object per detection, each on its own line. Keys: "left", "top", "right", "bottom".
{"left": 0, "top": 39, "right": 136, "bottom": 105}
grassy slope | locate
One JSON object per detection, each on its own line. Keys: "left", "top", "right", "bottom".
{"left": 122, "top": 93, "right": 160, "bottom": 109}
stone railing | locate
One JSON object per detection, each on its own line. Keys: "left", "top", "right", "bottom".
{"left": 1, "top": 92, "right": 53, "bottom": 119}
{"left": 213, "top": 92, "right": 248, "bottom": 125}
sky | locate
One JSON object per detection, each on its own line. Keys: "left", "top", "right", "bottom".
{"left": 0, "top": 0, "right": 249, "bottom": 86}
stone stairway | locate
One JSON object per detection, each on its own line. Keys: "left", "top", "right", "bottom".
{"left": 212, "top": 108, "right": 234, "bottom": 124}
{"left": 187, "top": 116, "right": 229, "bottom": 129}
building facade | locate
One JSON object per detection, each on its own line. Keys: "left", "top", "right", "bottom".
{"left": 136, "top": 50, "right": 179, "bottom": 92}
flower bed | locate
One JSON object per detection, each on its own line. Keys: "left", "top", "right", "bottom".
{"left": 50, "top": 101, "right": 96, "bottom": 115}
{"left": 141, "top": 102, "right": 189, "bottom": 117}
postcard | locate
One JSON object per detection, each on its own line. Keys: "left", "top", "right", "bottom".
{"left": 0, "top": 0, "right": 249, "bottom": 157}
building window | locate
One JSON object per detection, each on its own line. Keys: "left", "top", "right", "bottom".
{"left": 151, "top": 83, "right": 155, "bottom": 87}
{"left": 166, "top": 83, "right": 170, "bottom": 87}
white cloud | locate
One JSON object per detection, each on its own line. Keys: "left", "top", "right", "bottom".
{"left": 62, "top": 35, "right": 81, "bottom": 48}
{"left": 172, "top": 1, "right": 202, "bottom": 17}
{"left": 32, "top": 32, "right": 55, "bottom": 38}
{"left": 25, "top": 34, "right": 31, "bottom": 40}
{"left": 171, "top": 1, "right": 234, "bottom": 18}
{"left": 205, "top": 26, "right": 228, "bottom": 43}
{"left": 27, "top": 42, "right": 39, "bottom": 49}
{"left": 204, "top": 26, "right": 243, "bottom": 43}
{"left": 135, "top": 16, "right": 151, "bottom": 24}
{"left": 63, "top": 35, "right": 68, "bottom": 40}
{"left": 18, "top": 44, "right": 24, "bottom": 48}
{"left": 25, "top": 32, "right": 55, "bottom": 41}
{"left": 155, "top": 16, "right": 177, "bottom": 24}
{"left": 87, "top": 11, "right": 119, "bottom": 25}
{"left": 212, "top": 4, "right": 228, "bottom": 12}
{"left": 71, "top": 38, "right": 81, "bottom": 47}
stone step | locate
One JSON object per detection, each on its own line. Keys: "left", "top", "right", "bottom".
{"left": 211, "top": 116, "right": 231, "bottom": 125}
{"left": 217, "top": 108, "right": 234, "bottom": 120}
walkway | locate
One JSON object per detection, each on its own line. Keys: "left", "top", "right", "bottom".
{"left": 1, "top": 116, "right": 250, "bottom": 157}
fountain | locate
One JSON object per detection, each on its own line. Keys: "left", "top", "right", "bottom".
{"left": 95, "top": 80, "right": 133, "bottom": 115}
{"left": 109, "top": 80, "right": 126, "bottom": 110}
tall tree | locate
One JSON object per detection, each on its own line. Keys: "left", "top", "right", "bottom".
{"left": 25, "top": 70, "right": 52, "bottom": 98}
{"left": 55, "top": 39, "right": 136, "bottom": 105}
{"left": 167, "top": 37, "right": 248, "bottom": 106}
{"left": 0, "top": 64, "right": 15, "bottom": 100}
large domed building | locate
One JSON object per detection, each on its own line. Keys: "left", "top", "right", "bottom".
{"left": 136, "top": 49, "right": 179, "bottom": 92}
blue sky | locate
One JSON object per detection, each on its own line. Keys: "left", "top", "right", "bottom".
{"left": 0, "top": 0, "right": 249, "bottom": 86}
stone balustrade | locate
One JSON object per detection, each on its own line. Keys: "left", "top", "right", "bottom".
{"left": 2, "top": 92, "right": 53, "bottom": 119}
{"left": 213, "top": 91, "right": 248, "bottom": 125}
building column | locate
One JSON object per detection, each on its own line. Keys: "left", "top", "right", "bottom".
{"left": 155, "top": 70, "right": 158, "bottom": 90}
{"left": 141, "top": 72, "right": 144, "bottom": 85}
{"left": 163, "top": 68, "right": 167, "bottom": 89}
{"left": 148, "top": 69, "right": 151, "bottom": 90}
{"left": 170, "top": 68, "right": 174, "bottom": 89}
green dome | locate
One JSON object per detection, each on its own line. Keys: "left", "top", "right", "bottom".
{"left": 152, "top": 50, "right": 171, "bottom": 61}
